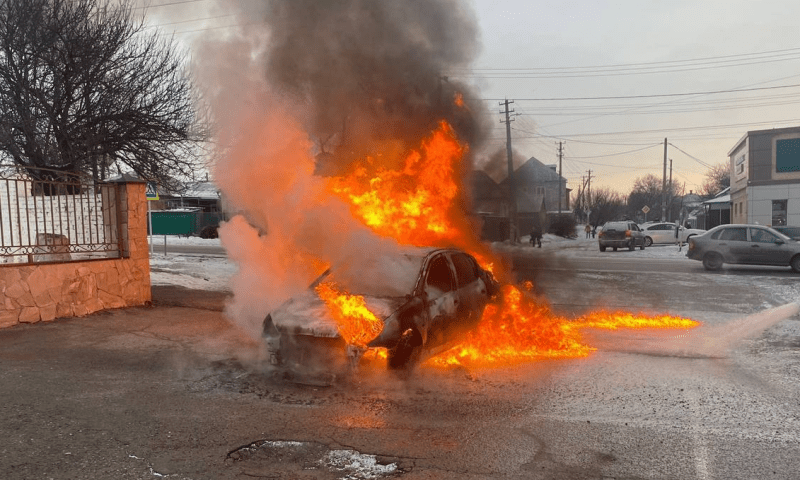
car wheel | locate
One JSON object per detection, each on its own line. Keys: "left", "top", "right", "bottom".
{"left": 613, "top": 247, "right": 618, "bottom": 252}
{"left": 640, "top": 241, "right": 645, "bottom": 250}
{"left": 387, "top": 328, "right": 422, "bottom": 370}
{"left": 599, "top": 245, "right": 606, "bottom": 252}
{"left": 702, "top": 252, "right": 723, "bottom": 271}
{"left": 644, "top": 236, "right": 653, "bottom": 247}
{"left": 791, "top": 255, "right": 800, "bottom": 273}
{"left": 628, "top": 241, "right": 635, "bottom": 251}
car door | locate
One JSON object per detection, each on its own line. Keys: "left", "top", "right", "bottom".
{"left": 450, "top": 252, "right": 489, "bottom": 325}
{"left": 422, "top": 253, "right": 459, "bottom": 349}
{"left": 716, "top": 226, "right": 750, "bottom": 262}
{"left": 648, "top": 224, "right": 671, "bottom": 244}
{"left": 748, "top": 227, "right": 793, "bottom": 265}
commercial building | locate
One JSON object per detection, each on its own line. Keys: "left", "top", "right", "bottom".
{"left": 728, "top": 126, "right": 800, "bottom": 227}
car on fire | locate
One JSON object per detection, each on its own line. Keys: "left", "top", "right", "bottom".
{"left": 597, "top": 221, "right": 646, "bottom": 251}
{"left": 639, "top": 222, "right": 705, "bottom": 246}
{"left": 686, "top": 224, "right": 800, "bottom": 272}
{"left": 262, "top": 247, "right": 500, "bottom": 379}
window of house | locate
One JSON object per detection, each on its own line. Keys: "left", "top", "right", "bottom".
{"left": 772, "top": 200, "right": 788, "bottom": 226}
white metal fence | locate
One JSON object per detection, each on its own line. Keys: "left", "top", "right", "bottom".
{"left": 0, "top": 172, "right": 121, "bottom": 263}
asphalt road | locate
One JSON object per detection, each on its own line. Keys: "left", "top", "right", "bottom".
{"left": 1, "top": 254, "right": 799, "bottom": 479}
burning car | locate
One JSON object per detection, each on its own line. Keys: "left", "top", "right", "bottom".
{"left": 262, "top": 247, "right": 500, "bottom": 378}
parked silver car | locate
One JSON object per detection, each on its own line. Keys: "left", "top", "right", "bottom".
{"left": 686, "top": 224, "right": 800, "bottom": 272}
{"left": 262, "top": 247, "right": 500, "bottom": 379}
{"left": 597, "top": 221, "right": 646, "bottom": 251}
{"left": 640, "top": 222, "right": 705, "bottom": 246}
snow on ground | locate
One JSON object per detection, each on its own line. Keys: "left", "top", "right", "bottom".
{"left": 148, "top": 235, "right": 232, "bottom": 291}
{"left": 147, "top": 233, "right": 696, "bottom": 293}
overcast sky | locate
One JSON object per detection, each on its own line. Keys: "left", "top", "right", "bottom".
{"left": 140, "top": 0, "right": 800, "bottom": 194}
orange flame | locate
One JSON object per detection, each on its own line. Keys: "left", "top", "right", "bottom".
{"left": 454, "top": 92, "right": 465, "bottom": 108}
{"left": 328, "top": 121, "right": 468, "bottom": 248}
{"left": 430, "top": 285, "right": 699, "bottom": 367}
{"left": 315, "top": 282, "right": 383, "bottom": 348}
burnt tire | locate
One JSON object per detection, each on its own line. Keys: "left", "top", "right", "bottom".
{"left": 702, "top": 252, "right": 723, "bottom": 271}
{"left": 387, "top": 328, "right": 422, "bottom": 370}
{"left": 791, "top": 255, "right": 800, "bottom": 273}
{"left": 644, "top": 236, "right": 653, "bottom": 247}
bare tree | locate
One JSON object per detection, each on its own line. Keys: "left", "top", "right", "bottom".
{"left": 699, "top": 162, "right": 730, "bottom": 196}
{"left": 0, "top": 0, "right": 203, "bottom": 188}
{"left": 589, "top": 187, "right": 625, "bottom": 228}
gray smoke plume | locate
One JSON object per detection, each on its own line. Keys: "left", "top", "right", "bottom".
{"left": 262, "top": 0, "right": 489, "bottom": 173}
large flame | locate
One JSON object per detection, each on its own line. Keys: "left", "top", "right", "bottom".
{"left": 321, "top": 120, "right": 699, "bottom": 367}
{"left": 327, "top": 121, "right": 468, "bottom": 248}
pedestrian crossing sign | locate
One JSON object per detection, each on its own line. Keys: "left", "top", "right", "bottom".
{"left": 145, "top": 182, "right": 159, "bottom": 201}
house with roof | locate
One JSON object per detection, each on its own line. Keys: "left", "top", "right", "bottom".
{"left": 471, "top": 156, "right": 570, "bottom": 241}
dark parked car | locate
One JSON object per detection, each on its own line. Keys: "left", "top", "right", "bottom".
{"left": 686, "top": 224, "right": 800, "bottom": 272}
{"left": 597, "top": 221, "right": 646, "bottom": 251}
{"left": 262, "top": 247, "right": 500, "bottom": 379}
{"left": 771, "top": 225, "right": 800, "bottom": 240}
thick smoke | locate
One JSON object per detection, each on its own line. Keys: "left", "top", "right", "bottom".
{"left": 193, "top": 0, "right": 487, "bottom": 340}
{"left": 264, "top": 0, "right": 488, "bottom": 172}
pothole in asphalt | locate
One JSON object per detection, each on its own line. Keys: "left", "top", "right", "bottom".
{"left": 226, "top": 439, "right": 406, "bottom": 479}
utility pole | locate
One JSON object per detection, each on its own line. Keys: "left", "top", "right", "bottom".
{"left": 668, "top": 158, "right": 673, "bottom": 222}
{"left": 557, "top": 141, "right": 563, "bottom": 214}
{"left": 662, "top": 138, "right": 667, "bottom": 222}
{"left": 586, "top": 169, "right": 592, "bottom": 224}
{"left": 500, "top": 99, "right": 517, "bottom": 242}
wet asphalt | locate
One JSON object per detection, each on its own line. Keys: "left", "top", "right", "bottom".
{"left": 1, "top": 255, "right": 799, "bottom": 479}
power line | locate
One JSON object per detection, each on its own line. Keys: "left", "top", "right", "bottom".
{"left": 452, "top": 46, "right": 800, "bottom": 73}
{"left": 481, "top": 82, "right": 800, "bottom": 102}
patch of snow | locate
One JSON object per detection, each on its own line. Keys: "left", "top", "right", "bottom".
{"left": 149, "top": 254, "right": 234, "bottom": 291}
{"left": 322, "top": 449, "right": 397, "bottom": 479}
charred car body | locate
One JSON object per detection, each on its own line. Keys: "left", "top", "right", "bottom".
{"left": 262, "top": 248, "right": 500, "bottom": 377}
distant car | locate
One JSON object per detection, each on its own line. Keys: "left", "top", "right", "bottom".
{"left": 262, "top": 247, "right": 500, "bottom": 378}
{"left": 639, "top": 222, "right": 706, "bottom": 247}
{"left": 771, "top": 226, "right": 800, "bottom": 240}
{"left": 686, "top": 224, "right": 800, "bottom": 272}
{"left": 597, "top": 221, "right": 646, "bottom": 251}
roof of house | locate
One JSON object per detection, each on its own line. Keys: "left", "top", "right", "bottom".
{"left": 499, "top": 156, "right": 566, "bottom": 185}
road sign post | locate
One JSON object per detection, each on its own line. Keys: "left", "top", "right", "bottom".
{"left": 641, "top": 205, "right": 650, "bottom": 223}
{"left": 146, "top": 182, "right": 158, "bottom": 254}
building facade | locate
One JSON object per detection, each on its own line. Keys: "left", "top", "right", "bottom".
{"left": 729, "top": 126, "right": 800, "bottom": 227}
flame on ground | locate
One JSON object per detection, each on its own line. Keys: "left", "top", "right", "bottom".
{"left": 430, "top": 285, "right": 700, "bottom": 367}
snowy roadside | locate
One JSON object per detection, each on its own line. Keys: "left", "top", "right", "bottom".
{"left": 148, "top": 235, "right": 233, "bottom": 292}
{"left": 147, "top": 233, "right": 695, "bottom": 293}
